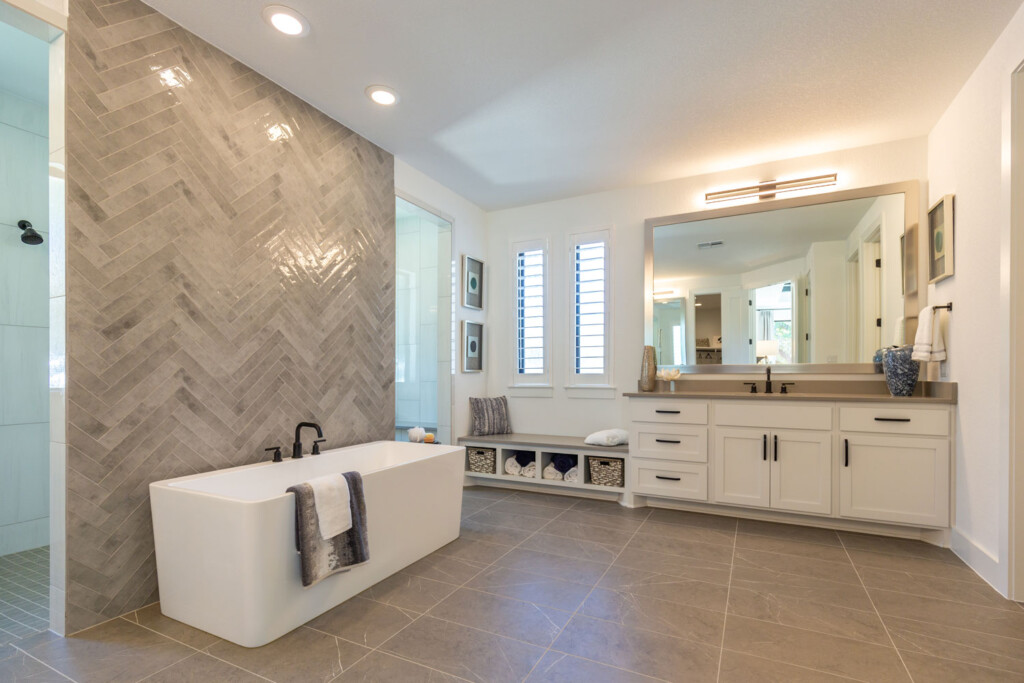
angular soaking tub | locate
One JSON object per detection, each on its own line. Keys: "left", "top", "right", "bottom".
{"left": 150, "top": 441, "right": 464, "bottom": 647}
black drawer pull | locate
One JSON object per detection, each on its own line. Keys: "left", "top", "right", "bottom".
{"left": 655, "top": 410, "right": 681, "bottom": 414}
{"left": 874, "top": 417, "right": 911, "bottom": 423}
{"left": 655, "top": 475, "right": 681, "bottom": 481}
{"left": 844, "top": 438, "right": 849, "bottom": 467}
{"left": 773, "top": 434, "right": 778, "bottom": 461}
{"left": 655, "top": 438, "right": 681, "bottom": 444}
{"left": 762, "top": 434, "right": 768, "bottom": 461}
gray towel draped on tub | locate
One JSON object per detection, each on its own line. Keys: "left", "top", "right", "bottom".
{"left": 287, "top": 471, "right": 369, "bottom": 587}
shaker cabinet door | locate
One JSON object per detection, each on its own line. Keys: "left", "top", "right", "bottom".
{"left": 770, "top": 430, "right": 832, "bottom": 515}
{"left": 713, "top": 427, "right": 770, "bottom": 508}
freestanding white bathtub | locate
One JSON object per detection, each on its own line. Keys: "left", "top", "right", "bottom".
{"left": 149, "top": 441, "right": 464, "bottom": 647}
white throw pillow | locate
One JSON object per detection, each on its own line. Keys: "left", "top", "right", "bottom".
{"left": 584, "top": 428, "right": 629, "bottom": 447}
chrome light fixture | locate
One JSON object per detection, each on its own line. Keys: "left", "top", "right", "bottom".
{"left": 705, "top": 173, "right": 838, "bottom": 204}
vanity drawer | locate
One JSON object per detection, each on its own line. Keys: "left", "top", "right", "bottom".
{"left": 629, "top": 399, "right": 708, "bottom": 425}
{"left": 632, "top": 424, "right": 707, "bottom": 463}
{"left": 839, "top": 405, "right": 949, "bottom": 437}
{"left": 631, "top": 459, "right": 708, "bottom": 501}
{"left": 714, "top": 401, "right": 832, "bottom": 431}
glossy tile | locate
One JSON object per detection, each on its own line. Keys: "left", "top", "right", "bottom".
{"left": 334, "top": 651, "right": 468, "bottom": 682}
{"left": 381, "top": 616, "right": 543, "bottom": 683}
{"left": 428, "top": 587, "right": 571, "bottom": 646}
{"left": 520, "top": 532, "right": 620, "bottom": 564}
{"left": 466, "top": 565, "right": 593, "bottom": 612}
{"left": 525, "top": 650, "right": 660, "bottom": 682}
{"left": 17, "top": 617, "right": 193, "bottom": 683}
{"left": 306, "top": 596, "right": 417, "bottom": 648}
{"left": 552, "top": 614, "right": 719, "bottom": 682}
{"left": 598, "top": 565, "right": 729, "bottom": 613}
{"left": 0, "top": 230, "right": 48, "bottom": 328}
{"left": 496, "top": 548, "right": 610, "bottom": 585}
{"left": 723, "top": 615, "right": 910, "bottom": 682}
{"left": 145, "top": 652, "right": 264, "bottom": 682}
{"left": 884, "top": 614, "right": 1024, "bottom": 676}
{"left": 581, "top": 587, "right": 725, "bottom": 644}
{"left": 130, "top": 604, "right": 219, "bottom": 650}
{"left": 718, "top": 651, "right": 857, "bottom": 682}
{"left": 208, "top": 627, "right": 369, "bottom": 683}
{"left": 0, "top": 326, "right": 49, "bottom": 425}
{"left": 358, "top": 572, "right": 458, "bottom": 613}
{"left": 727, "top": 584, "right": 890, "bottom": 645}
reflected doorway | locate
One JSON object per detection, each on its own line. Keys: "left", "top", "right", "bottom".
{"left": 394, "top": 197, "right": 453, "bottom": 445}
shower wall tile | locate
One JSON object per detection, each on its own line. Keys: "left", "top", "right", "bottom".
{"left": 0, "top": 325, "right": 48, "bottom": 425}
{"left": 48, "top": 150, "right": 65, "bottom": 298}
{"left": 0, "top": 229, "right": 49, "bottom": 327}
{"left": 0, "top": 422, "right": 49, "bottom": 525}
{"left": 48, "top": 34, "right": 64, "bottom": 155}
{"left": 65, "top": 0, "right": 395, "bottom": 633}
{"left": 0, "top": 117, "right": 48, "bottom": 232}
{"left": 0, "top": 517, "right": 48, "bottom": 555}
{"left": 0, "top": 90, "right": 47, "bottom": 137}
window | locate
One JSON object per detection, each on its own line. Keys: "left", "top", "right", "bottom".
{"left": 569, "top": 230, "right": 612, "bottom": 388}
{"left": 513, "top": 240, "right": 549, "bottom": 386}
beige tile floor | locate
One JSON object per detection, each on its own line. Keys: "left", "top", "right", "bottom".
{"left": 3, "top": 488, "right": 1024, "bottom": 682}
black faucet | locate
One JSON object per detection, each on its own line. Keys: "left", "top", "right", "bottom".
{"left": 293, "top": 422, "right": 324, "bottom": 459}
{"left": 764, "top": 367, "right": 773, "bottom": 394}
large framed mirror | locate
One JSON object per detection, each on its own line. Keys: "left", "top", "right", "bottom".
{"left": 644, "top": 181, "right": 922, "bottom": 373}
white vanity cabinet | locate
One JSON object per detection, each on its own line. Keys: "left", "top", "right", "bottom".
{"left": 712, "top": 403, "right": 833, "bottom": 514}
{"left": 838, "top": 405, "right": 951, "bottom": 527}
{"left": 627, "top": 395, "right": 954, "bottom": 530}
{"left": 628, "top": 399, "right": 709, "bottom": 502}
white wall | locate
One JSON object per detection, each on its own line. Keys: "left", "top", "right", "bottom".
{"left": 395, "top": 160, "right": 489, "bottom": 440}
{"left": 485, "top": 137, "right": 928, "bottom": 436}
{"left": 926, "top": 1, "right": 1024, "bottom": 595}
{"left": 806, "top": 241, "right": 847, "bottom": 363}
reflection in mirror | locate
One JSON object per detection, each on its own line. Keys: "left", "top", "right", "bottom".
{"left": 652, "top": 193, "right": 905, "bottom": 367}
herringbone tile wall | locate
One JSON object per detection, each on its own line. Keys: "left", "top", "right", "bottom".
{"left": 65, "top": 0, "right": 395, "bottom": 633}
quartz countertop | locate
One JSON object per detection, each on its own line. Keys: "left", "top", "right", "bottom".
{"left": 624, "top": 380, "right": 956, "bottom": 404}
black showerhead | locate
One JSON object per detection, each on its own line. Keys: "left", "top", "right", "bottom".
{"left": 17, "top": 220, "right": 43, "bottom": 246}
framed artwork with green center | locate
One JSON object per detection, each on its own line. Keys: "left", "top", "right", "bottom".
{"left": 928, "top": 194, "right": 954, "bottom": 284}
{"left": 462, "top": 255, "right": 484, "bottom": 309}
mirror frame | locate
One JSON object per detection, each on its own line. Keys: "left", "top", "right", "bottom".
{"left": 643, "top": 180, "right": 922, "bottom": 374}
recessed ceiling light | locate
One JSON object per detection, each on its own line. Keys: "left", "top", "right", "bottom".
{"left": 366, "top": 85, "right": 399, "bottom": 106}
{"left": 262, "top": 5, "right": 309, "bottom": 36}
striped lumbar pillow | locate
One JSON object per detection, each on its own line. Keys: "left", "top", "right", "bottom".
{"left": 469, "top": 396, "right": 512, "bottom": 436}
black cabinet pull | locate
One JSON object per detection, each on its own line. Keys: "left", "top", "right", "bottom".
{"left": 874, "top": 417, "right": 911, "bottom": 423}
{"left": 655, "top": 475, "right": 681, "bottom": 481}
{"left": 655, "top": 438, "right": 681, "bottom": 444}
{"left": 655, "top": 410, "right": 681, "bottom": 414}
{"left": 773, "top": 434, "right": 778, "bottom": 461}
{"left": 762, "top": 434, "right": 768, "bottom": 461}
{"left": 844, "top": 438, "right": 850, "bottom": 467}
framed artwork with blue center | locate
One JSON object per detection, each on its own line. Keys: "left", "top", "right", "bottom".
{"left": 462, "top": 255, "right": 484, "bottom": 309}
{"left": 928, "top": 194, "right": 954, "bottom": 284}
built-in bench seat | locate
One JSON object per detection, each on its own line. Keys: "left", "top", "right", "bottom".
{"left": 457, "top": 433, "right": 627, "bottom": 494}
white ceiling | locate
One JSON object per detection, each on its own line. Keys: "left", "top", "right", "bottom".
{"left": 653, "top": 195, "right": 883, "bottom": 280}
{"left": 143, "top": 0, "right": 1023, "bottom": 210}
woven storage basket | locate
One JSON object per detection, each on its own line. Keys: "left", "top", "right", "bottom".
{"left": 588, "top": 456, "right": 625, "bottom": 487}
{"left": 467, "top": 447, "right": 497, "bottom": 474}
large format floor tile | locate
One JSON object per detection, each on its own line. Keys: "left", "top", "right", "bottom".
{"left": 7, "top": 486, "right": 1014, "bottom": 683}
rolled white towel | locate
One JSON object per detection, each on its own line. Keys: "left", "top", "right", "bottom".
{"left": 504, "top": 457, "right": 522, "bottom": 476}
{"left": 521, "top": 462, "right": 537, "bottom": 478}
{"left": 564, "top": 466, "right": 579, "bottom": 483}
{"left": 543, "top": 463, "right": 563, "bottom": 480}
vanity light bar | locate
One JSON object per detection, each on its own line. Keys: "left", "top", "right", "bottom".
{"left": 705, "top": 173, "right": 838, "bottom": 204}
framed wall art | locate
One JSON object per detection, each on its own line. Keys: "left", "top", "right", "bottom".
{"left": 462, "top": 320, "right": 483, "bottom": 372}
{"left": 462, "top": 255, "right": 484, "bottom": 309}
{"left": 928, "top": 194, "right": 955, "bottom": 284}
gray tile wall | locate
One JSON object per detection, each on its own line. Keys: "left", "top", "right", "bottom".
{"left": 65, "top": 0, "right": 396, "bottom": 633}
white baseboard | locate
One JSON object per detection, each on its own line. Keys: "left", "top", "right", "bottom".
{"left": 952, "top": 526, "right": 1007, "bottom": 596}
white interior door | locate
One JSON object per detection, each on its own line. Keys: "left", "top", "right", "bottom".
{"left": 713, "top": 427, "right": 770, "bottom": 507}
{"left": 721, "top": 288, "right": 752, "bottom": 364}
{"left": 770, "top": 429, "right": 832, "bottom": 514}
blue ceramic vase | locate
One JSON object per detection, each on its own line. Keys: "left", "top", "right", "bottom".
{"left": 883, "top": 345, "right": 920, "bottom": 397}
